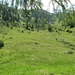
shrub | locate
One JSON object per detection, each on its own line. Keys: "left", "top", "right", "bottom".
{"left": 70, "top": 24, "right": 75, "bottom": 28}
{"left": 66, "top": 30, "right": 72, "bottom": 33}
{"left": 0, "top": 40, "right": 4, "bottom": 48}
{"left": 66, "top": 51, "right": 74, "bottom": 54}
{"left": 66, "top": 30, "right": 69, "bottom": 32}
{"left": 69, "top": 30, "right": 72, "bottom": 33}
{"left": 11, "top": 26, "right": 13, "bottom": 29}
{"left": 22, "top": 30, "right": 24, "bottom": 33}
{"left": 48, "top": 25, "right": 53, "bottom": 32}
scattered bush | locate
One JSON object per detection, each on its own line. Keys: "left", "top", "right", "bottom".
{"left": 70, "top": 24, "right": 75, "bottom": 28}
{"left": 56, "top": 38, "right": 58, "bottom": 40}
{"left": 69, "top": 30, "right": 72, "bottom": 33}
{"left": 0, "top": 40, "right": 4, "bottom": 48}
{"left": 65, "top": 51, "right": 74, "bottom": 54}
{"left": 48, "top": 26, "right": 53, "bottom": 32}
{"left": 66, "top": 30, "right": 72, "bottom": 33}
{"left": 11, "top": 26, "right": 13, "bottom": 29}
{"left": 22, "top": 30, "right": 24, "bottom": 33}
{"left": 66, "top": 30, "right": 69, "bottom": 32}
{"left": 35, "top": 42, "right": 38, "bottom": 44}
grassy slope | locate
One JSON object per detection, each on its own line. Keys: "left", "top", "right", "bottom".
{"left": 0, "top": 27, "right": 75, "bottom": 75}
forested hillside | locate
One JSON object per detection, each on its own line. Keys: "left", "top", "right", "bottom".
{"left": 0, "top": 0, "right": 75, "bottom": 30}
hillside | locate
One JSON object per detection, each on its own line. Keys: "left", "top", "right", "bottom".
{"left": 19, "top": 9, "right": 55, "bottom": 23}
{"left": 0, "top": 1, "right": 75, "bottom": 75}
{"left": 0, "top": 27, "right": 75, "bottom": 75}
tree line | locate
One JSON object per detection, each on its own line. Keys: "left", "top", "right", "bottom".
{"left": 0, "top": 0, "right": 75, "bottom": 31}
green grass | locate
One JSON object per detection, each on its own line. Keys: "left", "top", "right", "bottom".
{"left": 0, "top": 27, "right": 75, "bottom": 75}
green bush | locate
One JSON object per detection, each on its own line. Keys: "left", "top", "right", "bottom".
{"left": 0, "top": 40, "right": 4, "bottom": 48}
{"left": 48, "top": 25, "right": 53, "bottom": 32}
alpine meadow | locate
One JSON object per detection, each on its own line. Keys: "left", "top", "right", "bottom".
{"left": 0, "top": 0, "right": 75, "bottom": 75}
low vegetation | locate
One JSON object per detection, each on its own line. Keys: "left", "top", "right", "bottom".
{"left": 0, "top": 40, "right": 4, "bottom": 48}
{"left": 0, "top": 0, "right": 75, "bottom": 75}
{"left": 0, "top": 27, "right": 75, "bottom": 75}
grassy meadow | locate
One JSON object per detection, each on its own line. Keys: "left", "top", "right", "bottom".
{"left": 0, "top": 26, "right": 75, "bottom": 75}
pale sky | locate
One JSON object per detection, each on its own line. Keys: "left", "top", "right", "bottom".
{"left": 0, "top": 0, "right": 75, "bottom": 12}
{"left": 42, "top": 0, "right": 75, "bottom": 12}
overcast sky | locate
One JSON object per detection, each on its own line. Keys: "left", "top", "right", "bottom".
{"left": 0, "top": 0, "right": 75, "bottom": 12}
{"left": 42, "top": 0, "right": 75, "bottom": 12}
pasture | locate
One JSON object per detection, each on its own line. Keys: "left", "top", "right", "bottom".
{"left": 0, "top": 26, "right": 75, "bottom": 75}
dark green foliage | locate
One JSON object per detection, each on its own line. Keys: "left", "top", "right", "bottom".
{"left": 0, "top": 0, "right": 75, "bottom": 31}
{"left": 48, "top": 25, "right": 53, "bottom": 32}
{"left": 66, "top": 51, "right": 74, "bottom": 54}
{"left": 63, "top": 11, "right": 75, "bottom": 28}
{"left": 56, "top": 38, "right": 58, "bottom": 40}
{"left": 11, "top": 26, "right": 13, "bottom": 29}
{"left": 35, "top": 19, "right": 37, "bottom": 23}
{"left": 35, "top": 42, "right": 38, "bottom": 44}
{"left": 23, "top": 24, "right": 25, "bottom": 26}
{"left": 0, "top": 40, "right": 4, "bottom": 48}
{"left": 66, "top": 30, "right": 69, "bottom": 32}
{"left": 22, "top": 30, "right": 24, "bottom": 33}
{"left": 68, "top": 30, "right": 72, "bottom": 33}
{"left": 66, "top": 30, "right": 72, "bottom": 33}
{"left": 70, "top": 24, "right": 75, "bottom": 28}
